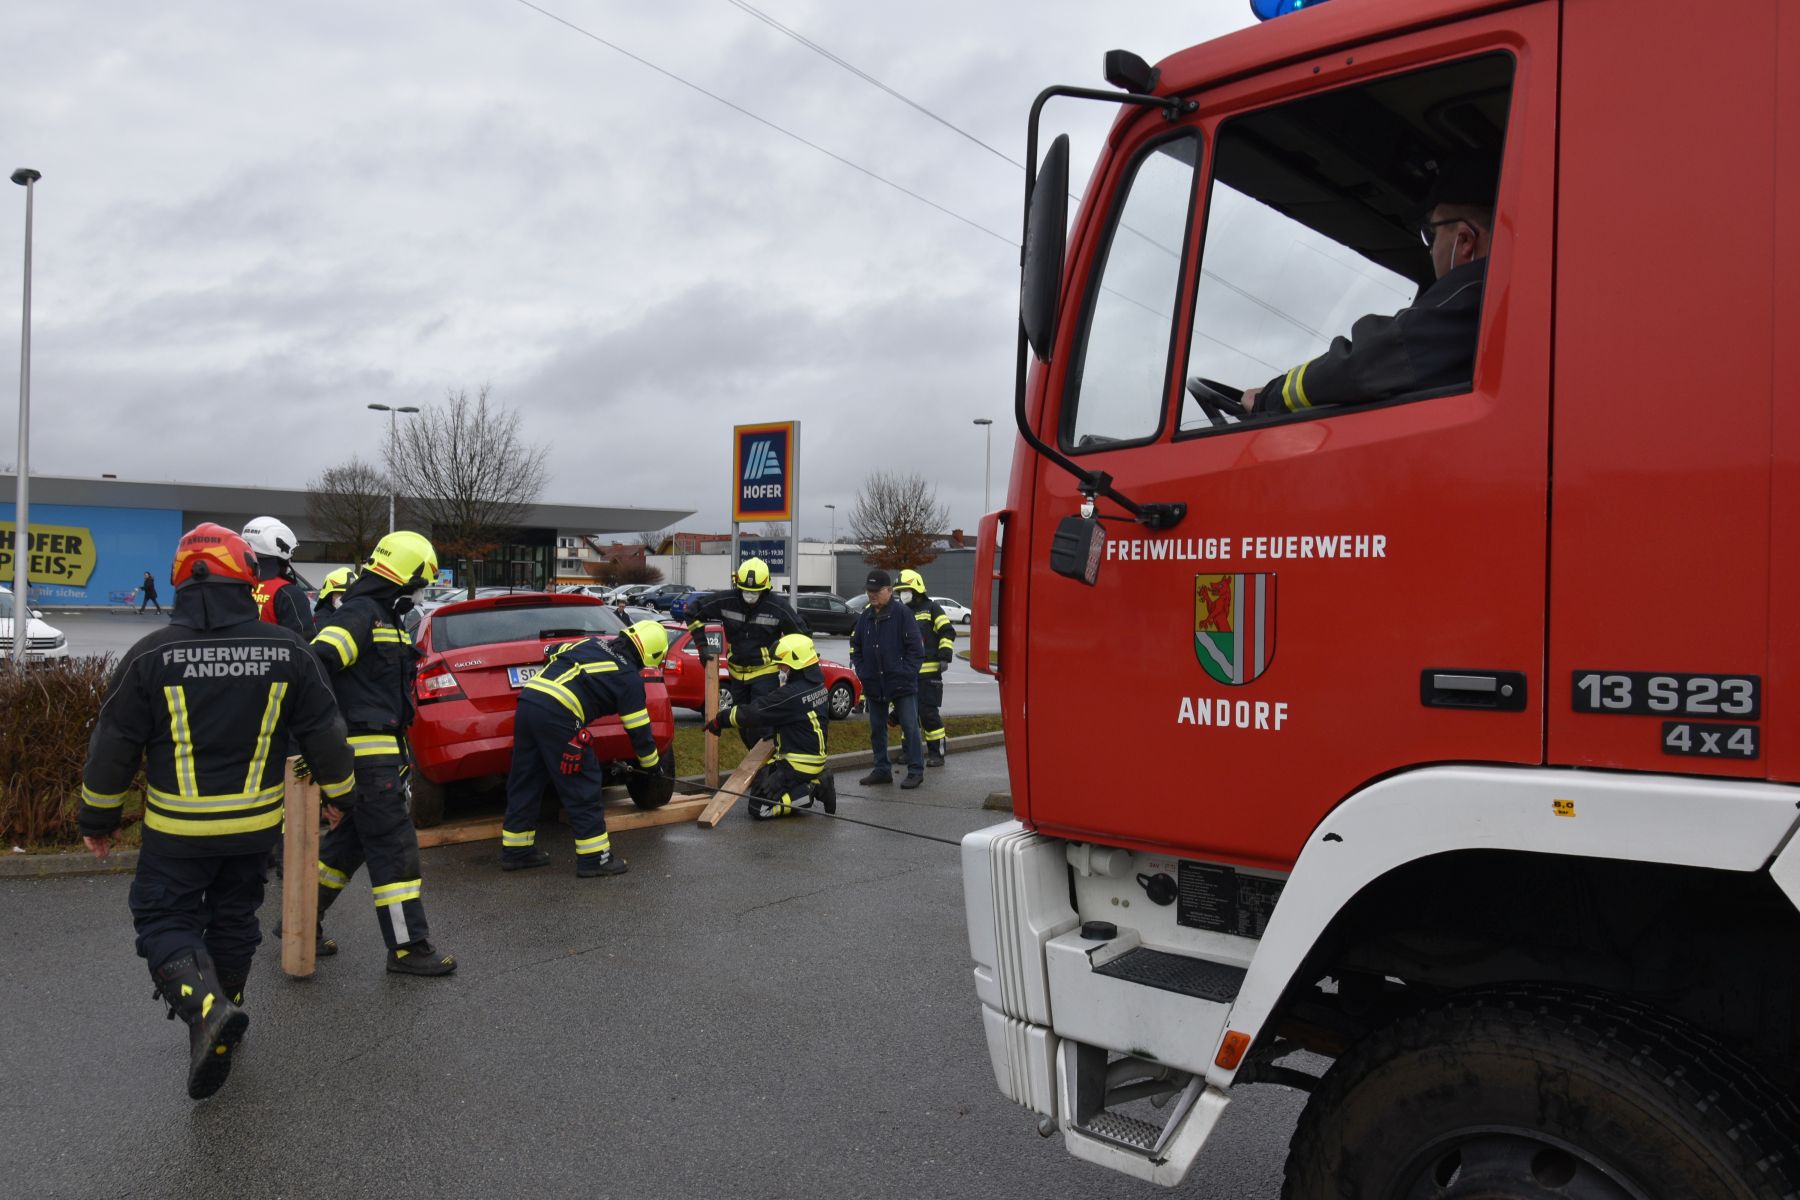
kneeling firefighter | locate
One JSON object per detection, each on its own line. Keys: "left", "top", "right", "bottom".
{"left": 78, "top": 524, "right": 356, "bottom": 1099}
{"left": 310, "top": 531, "right": 457, "bottom": 975}
{"left": 685, "top": 556, "right": 809, "bottom": 745}
{"left": 704, "top": 633, "right": 837, "bottom": 820}
{"left": 499, "top": 620, "right": 670, "bottom": 877}
{"left": 897, "top": 568, "right": 956, "bottom": 765}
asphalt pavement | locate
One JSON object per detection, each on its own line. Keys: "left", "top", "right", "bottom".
{"left": 2, "top": 747, "right": 1303, "bottom": 1199}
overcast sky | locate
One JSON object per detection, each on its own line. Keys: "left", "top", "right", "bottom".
{"left": 1, "top": 1, "right": 1254, "bottom": 537}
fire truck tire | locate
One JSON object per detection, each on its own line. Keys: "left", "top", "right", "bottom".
{"left": 406, "top": 770, "right": 447, "bottom": 828}
{"left": 1281, "top": 985, "right": 1800, "bottom": 1200}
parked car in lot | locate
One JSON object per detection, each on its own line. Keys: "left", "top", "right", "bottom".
{"left": 406, "top": 592, "right": 676, "bottom": 825}
{"left": 659, "top": 624, "right": 862, "bottom": 721}
{"left": 640, "top": 584, "right": 696, "bottom": 612}
{"left": 931, "top": 596, "right": 972, "bottom": 625}
{"left": 609, "top": 584, "right": 659, "bottom": 603}
{"left": 794, "top": 592, "right": 858, "bottom": 635}
{"left": 0, "top": 587, "right": 67, "bottom": 663}
{"left": 616, "top": 605, "right": 664, "bottom": 627}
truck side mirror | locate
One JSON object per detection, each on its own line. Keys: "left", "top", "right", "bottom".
{"left": 1049, "top": 514, "right": 1105, "bottom": 586}
{"left": 1021, "top": 134, "right": 1070, "bottom": 362}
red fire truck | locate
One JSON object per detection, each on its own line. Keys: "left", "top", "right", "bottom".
{"left": 963, "top": 0, "right": 1800, "bottom": 1193}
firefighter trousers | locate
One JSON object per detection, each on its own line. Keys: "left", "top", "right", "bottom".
{"left": 317, "top": 763, "right": 430, "bottom": 951}
{"left": 724, "top": 672, "right": 780, "bottom": 749}
{"left": 501, "top": 704, "right": 614, "bottom": 863}
{"left": 917, "top": 676, "right": 946, "bottom": 748}
{"left": 129, "top": 849, "right": 266, "bottom": 977}
{"left": 747, "top": 758, "right": 825, "bottom": 820}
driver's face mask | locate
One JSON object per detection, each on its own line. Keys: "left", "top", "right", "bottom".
{"left": 740, "top": 589, "right": 760, "bottom": 605}
{"left": 778, "top": 668, "right": 790, "bottom": 686}
{"left": 897, "top": 589, "right": 915, "bottom": 604}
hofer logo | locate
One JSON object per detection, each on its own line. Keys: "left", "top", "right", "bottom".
{"left": 733, "top": 422, "right": 796, "bottom": 521}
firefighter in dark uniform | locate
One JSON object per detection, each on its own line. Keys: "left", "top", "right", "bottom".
{"left": 242, "top": 517, "right": 316, "bottom": 640}
{"left": 685, "top": 556, "right": 809, "bottom": 743}
{"left": 78, "top": 523, "right": 355, "bottom": 1099}
{"left": 1241, "top": 155, "right": 1498, "bottom": 416}
{"left": 310, "top": 530, "right": 456, "bottom": 975}
{"left": 313, "top": 566, "right": 354, "bottom": 619}
{"left": 897, "top": 568, "right": 956, "bottom": 765}
{"left": 499, "top": 620, "right": 670, "bottom": 876}
{"left": 704, "top": 633, "right": 838, "bottom": 819}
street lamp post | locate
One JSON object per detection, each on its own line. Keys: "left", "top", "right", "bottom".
{"left": 367, "top": 403, "right": 420, "bottom": 532}
{"left": 11, "top": 168, "right": 41, "bottom": 671}
{"left": 823, "top": 503, "right": 836, "bottom": 546}
{"left": 972, "top": 418, "right": 994, "bottom": 517}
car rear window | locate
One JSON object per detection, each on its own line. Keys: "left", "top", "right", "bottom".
{"left": 430, "top": 603, "right": 624, "bottom": 651}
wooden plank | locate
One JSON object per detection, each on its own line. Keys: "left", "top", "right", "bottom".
{"left": 280, "top": 758, "right": 321, "bottom": 978}
{"left": 704, "top": 654, "right": 720, "bottom": 787}
{"left": 414, "top": 793, "right": 712, "bottom": 849}
{"left": 698, "top": 739, "right": 774, "bottom": 828}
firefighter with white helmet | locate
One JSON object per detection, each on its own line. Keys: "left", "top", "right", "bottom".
{"left": 684, "top": 556, "right": 810, "bottom": 742}
{"left": 499, "top": 620, "right": 670, "bottom": 876}
{"left": 704, "top": 632, "right": 837, "bottom": 819}
{"left": 241, "top": 517, "right": 316, "bottom": 640}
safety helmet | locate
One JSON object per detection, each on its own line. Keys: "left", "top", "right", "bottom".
{"left": 317, "top": 566, "right": 355, "bottom": 601}
{"left": 171, "top": 523, "right": 259, "bottom": 590}
{"left": 897, "top": 568, "right": 926, "bottom": 594}
{"left": 622, "top": 619, "right": 670, "bottom": 669}
{"left": 773, "top": 632, "right": 819, "bottom": 671}
{"left": 365, "top": 530, "right": 438, "bottom": 588}
{"left": 735, "top": 557, "right": 772, "bottom": 592}
{"left": 241, "top": 517, "right": 299, "bottom": 561}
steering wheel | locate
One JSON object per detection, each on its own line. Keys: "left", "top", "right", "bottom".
{"left": 1185, "top": 376, "right": 1246, "bottom": 423}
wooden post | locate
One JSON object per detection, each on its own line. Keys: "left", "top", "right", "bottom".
{"left": 704, "top": 650, "right": 721, "bottom": 788}
{"left": 698, "top": 738, "right": 773, "bottom": 828}
{"left": 281, "top": 757, "right": 322, "bottom": 978}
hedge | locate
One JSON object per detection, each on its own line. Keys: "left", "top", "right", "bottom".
{"left": 0, "top": 657, "right": 120, "bottom": 848}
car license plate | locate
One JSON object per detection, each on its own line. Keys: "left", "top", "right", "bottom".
{"left": 507, "top": 665, "right": 541, "bottom": 688}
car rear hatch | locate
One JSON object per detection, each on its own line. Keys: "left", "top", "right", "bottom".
{"left": 420, "top": 594, "right": 629, "bottom": 716}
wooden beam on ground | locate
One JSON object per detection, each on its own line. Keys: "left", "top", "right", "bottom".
{"left": 414, "top": 792, "right": 711, "bottom": 849}
{"left": 704, "top": 657, "right": 720, "bottom": 788}
{"left": 697, "top": 739, "right": 774, "bottom": 828}
{"left": 280, "top": 758, "right": 321, "bottom": 978}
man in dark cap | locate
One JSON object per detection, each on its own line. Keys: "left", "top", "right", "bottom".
{"left": 848, "top": 568, "right": 926, "bottom": 789}
{"left": 1240, "top": 154, "right": 1499, "bottom": 415}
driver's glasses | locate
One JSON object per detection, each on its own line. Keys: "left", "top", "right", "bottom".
{"left": 1418, "top": 217, "right": 1467, "bottom": 248}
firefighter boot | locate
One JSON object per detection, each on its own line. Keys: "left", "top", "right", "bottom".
{"left": 153, "top": 950, "right": 249, "bottom": 1100}
{"left": 387, "top": 941, "right": 458, "bottom": 976}
{"left": 925, "top": 740, "right": 946, "bottom": 768}
{"left": 501, "top": 849, "right": 552, "bottom": 871}
{"left": 273, "top": 919, "right": 339, "bottom": 957}
{"left": 817, "top": 772, "right": 838, "bottom": 815}
{"left": 576, "top": 850, "right": 629, "bottom": 878}
{"left": 216, "top": 961, "right": 250, "bottom": 1006}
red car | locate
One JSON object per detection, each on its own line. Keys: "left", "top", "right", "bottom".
{"left": 405, "top": 592, "right": 676, "bottom": 824}
{"left": 660, "top": 624, "right": 863, "bottom": 721}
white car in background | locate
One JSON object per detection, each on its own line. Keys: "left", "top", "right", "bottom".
{"left": 0, "top": 587, "right": 68, "bottom": 662}
{"left": 932, "top": 596, "right": 973, "bottom": 625}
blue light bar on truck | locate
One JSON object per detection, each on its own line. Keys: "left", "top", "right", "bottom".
{"left": 1251, "top": 0, "right": 1334, "bottom": 19}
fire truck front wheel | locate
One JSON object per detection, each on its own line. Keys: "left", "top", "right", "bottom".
{"left": 1281, "top": 985, "right": 1800, "bottom": 1200}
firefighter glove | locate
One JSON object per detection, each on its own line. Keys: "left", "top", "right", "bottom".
{"left": 560, "top": 728, "right": 594, "bottom": 776}
{"left": 936, "top": 647, "right": 954, "bottom": 664}
{"left": 703, "top": 712, "right": 729, "bottom": 736}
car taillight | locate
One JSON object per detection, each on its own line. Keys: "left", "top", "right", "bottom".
{"left": 416, "top": 665, "right": 464, "bottom": 703}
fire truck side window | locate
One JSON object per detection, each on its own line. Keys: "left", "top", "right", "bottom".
{"left": 1179, "top": 54, "right": 1514, "bottom": 434}
{"left": 1060, "top": 133, "right": 1201, "bottom": 452}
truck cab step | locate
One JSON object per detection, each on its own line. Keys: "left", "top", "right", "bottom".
{"left": 1092, "top": 946, "right": 1246, "bottom": 1004}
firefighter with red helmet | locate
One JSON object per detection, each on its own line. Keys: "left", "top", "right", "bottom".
{"left": 309, "top": 530, "right": 456, "bottom": 975}
{"left": 897, "top": 568, "right": 957, "bottom": 765}
{"left": 242, "top": 517, "right": 315, "bottom": 640}
{"left": 78, "top": 523, "right": 356, "bottom": 1099}
{"left": 704, "top": 632, "right": 838, "bottom": 819}
{"left": 499, "top": 620, "right": 670, "bottom": 877}
{"left": 685, "top": 556, "right": 810, "bottom": 743}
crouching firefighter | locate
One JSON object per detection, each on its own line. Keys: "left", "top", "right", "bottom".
{"left": 78, "top": 523, "right": 355, "bottom": 1099}
{"left": 685, "top": 556, "right": 809, "bottom": 746}
{"left": 897, "top": 568, "right": 956, "bottom": 766}
{"left": 704, "top": 633, "right": 837, "bottom": 820}
{"left": 310, "top": 530, "right": 457, "bottom": 976}
{"left": 499, "top": 620, "right": 670, "bottom": 876}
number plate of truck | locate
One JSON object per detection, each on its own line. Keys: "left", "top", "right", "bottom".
{"left": 1570, "top": 671, "right": 1760, "bottom": 719}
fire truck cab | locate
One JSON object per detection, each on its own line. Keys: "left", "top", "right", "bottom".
{"left": 964, "top": 0, "right": 1800, "bottom": 1193}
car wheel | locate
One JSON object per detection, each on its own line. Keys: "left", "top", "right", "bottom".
{"left": 828, "top": 680, "right": 856, "bottom": 721}
{"left": 627, "top": 748, "right": 676, "bottom": 810}
{"left": 407, "top": 770, "right": 447, "bottom": 828}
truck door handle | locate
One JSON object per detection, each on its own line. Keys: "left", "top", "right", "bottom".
{"left": 1420, "top": 669, "right": 1527, "bottom": 711}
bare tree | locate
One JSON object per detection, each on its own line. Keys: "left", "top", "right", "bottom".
{"left": 384, "top": 386, "right": 547, "bottom": 589}
{"left": 598, "top": 559, "right": 664, "bottom": 586}
{"left": 758, "top": 522, "right": 790, "bottom": 539}
{"left": 304, "top": 457, "right": 390, "bottom": 563}
{"left": 849, "top": 471, "right": 949, "bottom": 570}
{"left": 636, "top": 529, "right": 671, "bottom": 555}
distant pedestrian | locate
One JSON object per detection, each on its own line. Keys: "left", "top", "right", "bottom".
{"left": 138, "top": 570, "right": 162, "bottom": 614}
{"left": 850, "top": 569, "right": 926, "bottom": 789}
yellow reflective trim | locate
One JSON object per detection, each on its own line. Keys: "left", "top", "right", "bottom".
{"left": 347, "top": 734, "right": 397, "bottom": 749}
{"left": 313, "top": 625, "right": 359, "bottom": 668}
{"left": 319, "top": 774, "right": 354, "bottom": 800}
{"left": 81, "top": 785, "right": 127, "bottom": 809}
{"left": 242, "top": 681, "right": 289, "bottom": 794}
{"left": 574, "top": 832, "right": 611, "bottom": 853}
{"left": 1292, "top": 361, "right": 1313, "bottom": 409}
{"left": 148, "top": 784, "right": 284, "bottom": 810}
{"left": 502, "top": 829, "right": 536, "bottom": 847}
{"left": 318, "top": 861, "right": 350, "bottom": 889}
{"left": 579, "top": 661, "right": 619, "bottom": 674}
{"left": 524, "top": 675, "right": 586, "bottom": 722}
{"left": 619, "top": 708, "right": 651, "bottom": 730}
{"left": 635, "top": 749, "right": 660, "bottom": 769}
{"left": 163, "top": 686, "right": 198, "bottom": 796}
{"left": 727, "top": 660, "right": 782, "bottom": 681}
{"left": 371, "top": 628, "right": 407, "bottom": 642}
{"left": 372, "top": 878, "right": 422, "bottom": 906}
{"left": 144, "top": 807, "right": 284, "bottom": 838}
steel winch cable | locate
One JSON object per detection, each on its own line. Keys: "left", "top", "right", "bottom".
{"left": 649, "top": 769, "right": 967, "bottom": 848}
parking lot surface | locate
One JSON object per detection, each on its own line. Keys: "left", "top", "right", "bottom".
{"left": 2, "top": 747, "right": 1302, "bottom": 1199}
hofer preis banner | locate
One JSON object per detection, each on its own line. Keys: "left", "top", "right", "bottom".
{"left": 731, "top": 421, "right": 797, "bottom": 523}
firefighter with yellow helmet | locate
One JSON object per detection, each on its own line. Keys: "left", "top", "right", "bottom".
{"left": 897, "top": 568, "right": 957, "bottom": 765}
{"left": 685, "top": 555, "right": 810, "bottom": 742}
{"left": 498, "top": 620, "right": 670, "bottom": 877}
{"left": 704, "top": 632, "right": 837, "bottom": 819}
{"left": 78, "top": 523, "right": 356, "bottom": 1098}
{"left": 313, "top": 566, "right": 355, "bottom": 619}
{"left": 309, "top": 530, "right": 457, "bottom": 975}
